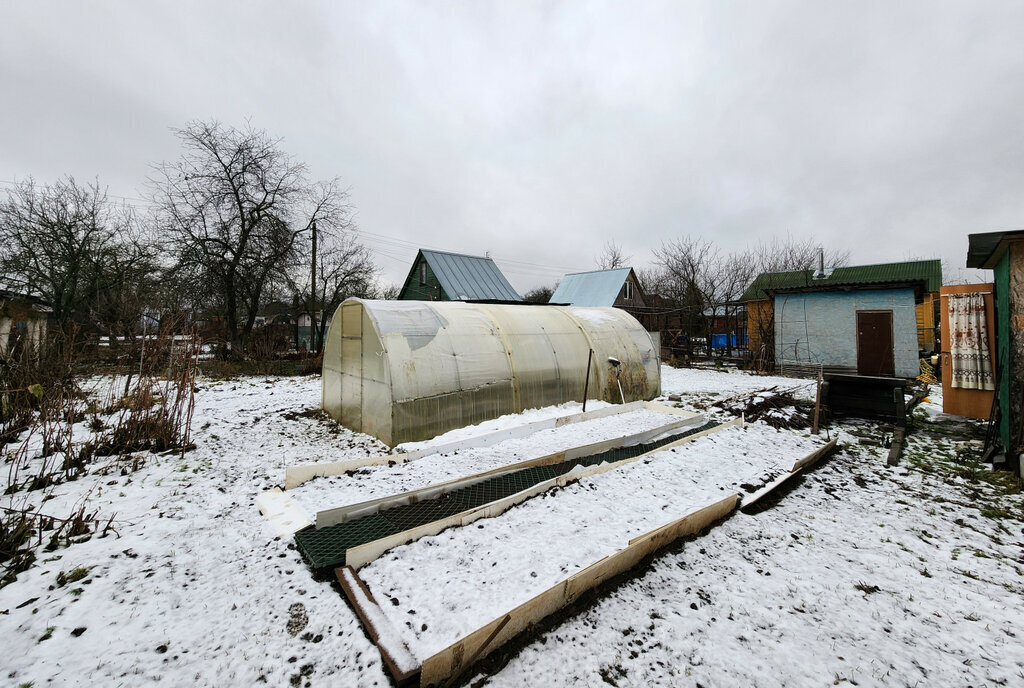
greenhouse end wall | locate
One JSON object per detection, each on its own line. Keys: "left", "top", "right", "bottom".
{"left": 322, "top": 299, "right": 660, "bottom": 446}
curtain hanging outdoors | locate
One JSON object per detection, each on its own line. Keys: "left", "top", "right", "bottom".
{"left": 948, "top": 292, "right": 995, "bottom": 390}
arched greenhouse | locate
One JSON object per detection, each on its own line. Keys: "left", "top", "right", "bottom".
{"left": 322, "top": 299, "right": 660, "bottom": 446}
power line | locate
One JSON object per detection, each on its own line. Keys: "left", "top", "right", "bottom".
{"left": 0, "top": 178, "right": 157, "bottom": 206}
{"left": 0, "top": 178, "right": 589, "bottom": 277}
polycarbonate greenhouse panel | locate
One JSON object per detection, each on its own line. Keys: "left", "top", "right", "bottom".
{"left": 322, "top": 299, "right": 660, "bottom": 446}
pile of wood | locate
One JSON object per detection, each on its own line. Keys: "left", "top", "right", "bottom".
{"left": 713, "top": 386, "right": 811, "bottom": 430}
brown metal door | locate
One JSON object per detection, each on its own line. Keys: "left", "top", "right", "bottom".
{"left": 856, "top": 310, "right": 895, "bottom": 377}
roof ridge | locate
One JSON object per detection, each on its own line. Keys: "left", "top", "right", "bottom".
{"left": 420, "top": 248, "right": 493, "bottom": 261}
{"left": 833, "top": 258, "right": 941, "bottom": 269}
{"left": 562, "top": 266, "right": 632, "bottom": 277}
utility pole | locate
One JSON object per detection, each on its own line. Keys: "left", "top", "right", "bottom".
{"left": 310, "top": 219, "right": 317, "bottom": 352}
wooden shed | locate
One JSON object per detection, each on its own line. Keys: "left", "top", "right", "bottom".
{"left": 966, "top": 230, "right": 1024, "bottom": 474}
{"left": 0, "top": 290, "right": 50, "bottom": 355}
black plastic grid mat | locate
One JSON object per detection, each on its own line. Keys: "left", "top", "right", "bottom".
{"left": 295, "top": 419, "right": 719, "bottom": 570}
{"left": 295, "top": 513, "right": 401, "bottom": 570}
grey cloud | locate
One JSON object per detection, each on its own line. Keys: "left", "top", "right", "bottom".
{"left": 2, "top": 0, "right": 1021, "bottom": 291}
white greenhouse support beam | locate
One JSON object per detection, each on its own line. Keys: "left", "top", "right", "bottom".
{"left": 284, "top": 401, "right": 697, "bottom": 489}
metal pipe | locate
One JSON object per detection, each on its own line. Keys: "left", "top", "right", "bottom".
{"left": 582, "top": 348, "right": 594, "bottom": 412}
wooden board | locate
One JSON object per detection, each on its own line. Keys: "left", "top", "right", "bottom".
{"left": 315, "top": 412, "right": 707, "bottom": 527}
{"left": 343, "top": 417, "right": 742, "bottom": 569}
{"left": 336, "top": 566, "right": 419, "bottom": 685}
{"left": 740, "top": 438, "right": 838, "bottom": 513}
{"left": 417, "top": 494, "right": 740, "bottom": 687}
{"left": 285, "top": 401, "right": 698, "bottom": 489}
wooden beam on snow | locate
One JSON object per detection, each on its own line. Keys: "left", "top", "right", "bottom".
{"left": 740, "top": 438, "right": 838, "bottom": 513}
{"left": 336, "top": 566, "right": 419, "bottom": 686}
{"left": 417, "top": 494, "right": 740, "bottom": 687}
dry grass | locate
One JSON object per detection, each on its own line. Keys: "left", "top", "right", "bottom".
{"left": 1, "top": 320, "right": 199, "bottom": 588}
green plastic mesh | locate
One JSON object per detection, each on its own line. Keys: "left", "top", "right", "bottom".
{"left": 295, "top": 512, "right": 402, "bottom": 570}
{"left": 296, "top": 420, "right": 718, "bottom": 570}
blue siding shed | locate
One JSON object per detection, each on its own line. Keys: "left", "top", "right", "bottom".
{"left": 774, "top": 289, "right": 920, "bottom": 378}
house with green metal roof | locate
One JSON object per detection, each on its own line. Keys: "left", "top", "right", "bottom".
{"left": 743, "top": 259, "right": 942, "bottom": 377}
{"left": 398, "top": 249, "right": 522, "bottom": 302}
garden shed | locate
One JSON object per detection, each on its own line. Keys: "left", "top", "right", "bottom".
{"left": 967, "top": 230, "right": 1024, "bottom": 475}
{"left": 322, "top": 299, "right": 660, "bottom": 446}
{"left": 743, "top": 259, "right": 941, "bottom": 376}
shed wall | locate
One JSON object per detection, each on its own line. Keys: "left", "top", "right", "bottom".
{"left": 774, "top": 289, "right": 920, "bottom": 378}
{"left": 995, "top": 252, "right": 1012, "bottom": 455}
{"left": 940, "top": 283, "right": 995, "bottom": 420}
{"left": 1007, "top": 242, "right": 1024, "bottom": 466}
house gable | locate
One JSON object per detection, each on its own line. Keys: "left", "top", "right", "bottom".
{"left": 550, "top": 267, "right": 645, "bottom": 308}
{"left": 398, "top": 249, "right": 521, "bottom": 302}
{"left": 399, "top": 252, "right": 447, "bottom": 301}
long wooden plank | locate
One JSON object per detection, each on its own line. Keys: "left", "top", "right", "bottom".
{"left": 418, "top": 494, "right": 740, "bottom": 687}
{"left": 740, "top": 438, "right": 838, "bottom": 513}
{"left": 315, "top": 413, "right": 707, "bottom": 527}
{"left": 344, "top": 417, "right": 741, "bottom": 569}
{"left": 336, "top": 566, "right": 419, "bottom": 684}
{"left": 286, "top": 401, "right": 695, "bottom": 489}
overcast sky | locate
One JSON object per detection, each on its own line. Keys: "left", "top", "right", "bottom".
{"left": 2, "top": 0, "right": 1021, "bottom": 292}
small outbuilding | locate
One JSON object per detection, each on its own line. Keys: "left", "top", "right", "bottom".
{"left": 322, "top": 299, "right": 660, "bottom": 446}
{"left": 398, "top": 249, "right": 522, "bottom": 302}
{"left": 0, "top": 290, "right": 50, "bottom": 355}
{"left": 743, "top": 260, "right": 942, "bottom": 378}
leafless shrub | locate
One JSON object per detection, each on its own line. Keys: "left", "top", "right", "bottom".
{"left": 1, "top": 319, "right": 198, "bottom": 588}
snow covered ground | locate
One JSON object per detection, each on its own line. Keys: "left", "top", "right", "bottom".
{"left": 287, "top": 406, "right": 693, "bottom": 515}
{"left": 1, "top": 367, "right": 1021, "bottom": 687}
{"left": 360, "top": 424, "right": 826, "bottom": 661}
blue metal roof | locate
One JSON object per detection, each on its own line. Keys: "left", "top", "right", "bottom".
{"left": 420, "top": 249, "right": 522, "bottom": 301}
{"left": 549, "top": 268, "right": 632, "bottom": 306}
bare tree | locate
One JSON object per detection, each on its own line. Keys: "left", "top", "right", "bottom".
{"left": 151, "top": 121, "right": 350, "bottom": 354}
{"left": 371, "top": 282, "right": 401, "bottom": 300}
{"left": 0, "top": 176, "right": 153, "bottom": 335}
{"left": 752, "top": 235, "right": 850, "bottom": 275}
{"left": 596, "top": 240, "right": 631, "bottom": 270}
{"left": 86, "top": 219, "right": 162, "bottom": 345}
{"left": 286, "top": 227, "right": 377, "bottom": 352}
{"left": 651, "top": 236, "right": 719, "bottom": 343}
{"left": 710, "top": 250, "right": 757, "bottom": 355}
